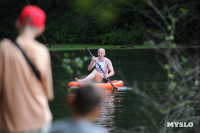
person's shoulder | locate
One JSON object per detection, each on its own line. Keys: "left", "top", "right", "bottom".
{"left": 105, "top": 57, "right": 112, "bottom": 63}
{"left": 34, "top": 41, "right": 50, "bottom": 56}
{"left": 0, "top": 38, "right": 13, "bottom": 50}
{"left": 35, "top": 41, "right": 48, "bottom": 51}
{"left": 0, "top": 38, "right": 11, "bottom": 46}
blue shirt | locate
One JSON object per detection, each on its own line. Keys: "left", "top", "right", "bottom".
{"left": 50, "top": 118, "right": 108, "bottom": 133}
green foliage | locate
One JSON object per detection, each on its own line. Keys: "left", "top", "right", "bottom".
{"left": 99, "top": 22, "right": 146, "bottom": 45}
{"left": 46, "top": 23, "right": 69, "bottom": 43}
{"left": 0, "top": 0, "right": 200, "bottom": 45}
{"left": 195, "top": 80, "right": 199, "bottom": 86}
{"left": 71, "top": 0, "right": 98, "bottom": 12}
{"left": 62, "top": 53, "right": 89, "bottom": 75}
{"left": 100, "top": 29, "right": 126, "bottom": 45}
{"left": 164, "top": 64, "right": 169, "bottom": 70}
{"left": 44, "top": 12, "right": 147, "bottom": 45}
{"left": 45, "top": 13, "right": 100, "bottom": 44}
{"left": 165, "top": 35, "right": 174, "bottom": 41}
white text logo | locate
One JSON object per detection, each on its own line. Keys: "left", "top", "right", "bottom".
{"left": 167, "top": 122, "right": 193, "bottom": 127}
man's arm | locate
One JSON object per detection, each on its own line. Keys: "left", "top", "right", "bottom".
{"left": 41, "top": 49, "right": 54, "bottom": 100}
{"left": 88, "top": 56, "right": 96, "bottom": 71}
{"left": 106, "top": 59, "right": 115, "bottom": 77}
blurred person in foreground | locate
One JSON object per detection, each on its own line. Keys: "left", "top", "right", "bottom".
{"left": 0, "top": 5, "right": 53, "bottom": 133}
{"left": 50, "top": 85, "right": 108, "bottom": 133}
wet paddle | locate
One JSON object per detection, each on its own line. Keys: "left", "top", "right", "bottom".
{"left": 85, "top": 46, "right": 117, "bottom": 89}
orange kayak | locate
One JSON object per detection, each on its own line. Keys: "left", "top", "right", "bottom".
{"left": 67, "top": 80, "right": 124, "bottom": 90}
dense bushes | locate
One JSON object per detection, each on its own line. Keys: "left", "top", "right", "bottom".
{"left": 44, "top": 12, "right": 147, "bottom": 45}
{"left": 99, "top": 22, "right": 146, "bottom": 45}
{"left": 1, "top": 0, "right": 200, "bottom": 45}
{"left": 45, "top": 13, "right": 100, "bottom": 44}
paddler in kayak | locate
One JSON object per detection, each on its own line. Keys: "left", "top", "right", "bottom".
{"left": 75, "top": 48, "right": 115, "bottom": 83}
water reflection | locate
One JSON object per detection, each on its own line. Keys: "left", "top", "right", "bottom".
{"left": 96, "top": 89, "right": 125, "bottom": 132}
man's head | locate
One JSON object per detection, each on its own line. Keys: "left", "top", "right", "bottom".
{"left": 98, "top": 48, "right": 106, "bottom": 59}
{"left": 16, "top": 5, "right": 46, "bottom": 36}
{"left": 68, "top": 85, "right": 102, "bottom": 117}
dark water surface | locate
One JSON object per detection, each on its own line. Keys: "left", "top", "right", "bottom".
{"left": 49, "top": 49, "right": 167, "bottom": 132}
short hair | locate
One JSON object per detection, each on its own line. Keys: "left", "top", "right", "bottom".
{"left": 73, "top": 85, "right": 101, "bottom": 115}
{"left": 98, "top": 48, "right": 105, "bottom": 53}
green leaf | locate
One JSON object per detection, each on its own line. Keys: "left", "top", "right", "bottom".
{"left": 171, "top": 82, "right": 176, "bottom": 88}
{"left": 169, "top": 35, "right": 174, "bottom": 40}
{"left": 64, "top": 53, "right": 69, "bottom": 57}
{"left": 195, "top": 80, "right": 199, "bottom": 86}
{"left": 63, "top": 58, "right": 71, "bottom": 64}
{"left": 166, "top": 35, "right": 174, "bottom": 41}
{"left": 185, "top": 70, "right": 190, "bottom": 76}
{"left": 178, "top": 86, "right": 184, "bottom": 90}
{"left": 83, "top": 56, "right": 89, "bottom": 61}
{"left": 168, "top": 73, "right": 174, "bottom": 79}
{"left": 179, "top": 8, "right": 188, "bottom": 14}
{"left": 164, "top": 64, "right": 169, "bottom": 70}
{"left": 65, "top": 66, "right": 73, "bottom": 74}
{"left": 170, "top": 43, "right": 177, "bottom": 48}
{"left": 167, "top": 25, "right": 171, "bottom": 31}
{"left": 181, "top": 56, "right": 187, "bottom": 62}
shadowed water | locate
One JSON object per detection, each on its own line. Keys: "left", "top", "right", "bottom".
{"left": 49, "top": 49, "right": 167, "bottom": 132}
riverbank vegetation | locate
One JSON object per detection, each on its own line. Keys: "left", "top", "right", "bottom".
{"left": 48, "top": 44, "right": 200, "bottom": 51}
{"left": 1, "top": 0, "right": 200, "bottom": 47}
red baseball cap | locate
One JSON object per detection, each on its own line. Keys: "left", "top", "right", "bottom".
{"left": 18, "top": 5, "right": 46, "bottom": 29}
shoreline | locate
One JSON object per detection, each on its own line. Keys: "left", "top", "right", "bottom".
{"left": 47, "top": 44, "right": 200, "bottom": 51}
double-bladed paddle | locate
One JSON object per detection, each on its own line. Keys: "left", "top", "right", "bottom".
{"left": 85, "top": 46, "right": 117, "bottom": 89}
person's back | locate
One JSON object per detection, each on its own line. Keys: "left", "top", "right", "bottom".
{"left": 50, "top": 85, "right": 108, "bottom": 133}
{"left": 0, "top": 5, "right": 53, "bottom": 133}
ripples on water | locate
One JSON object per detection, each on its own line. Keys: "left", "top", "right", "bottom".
{"left": 96, "top": 87, "right": 133, "bottom": 132}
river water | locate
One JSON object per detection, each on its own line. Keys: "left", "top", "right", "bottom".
{"left": 49, "top": 49, "right": 168, "bottom": 132}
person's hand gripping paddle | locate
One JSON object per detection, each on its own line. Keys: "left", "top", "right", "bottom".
{"left": 85, "top": 46, "right": 117, "bottom": 89}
